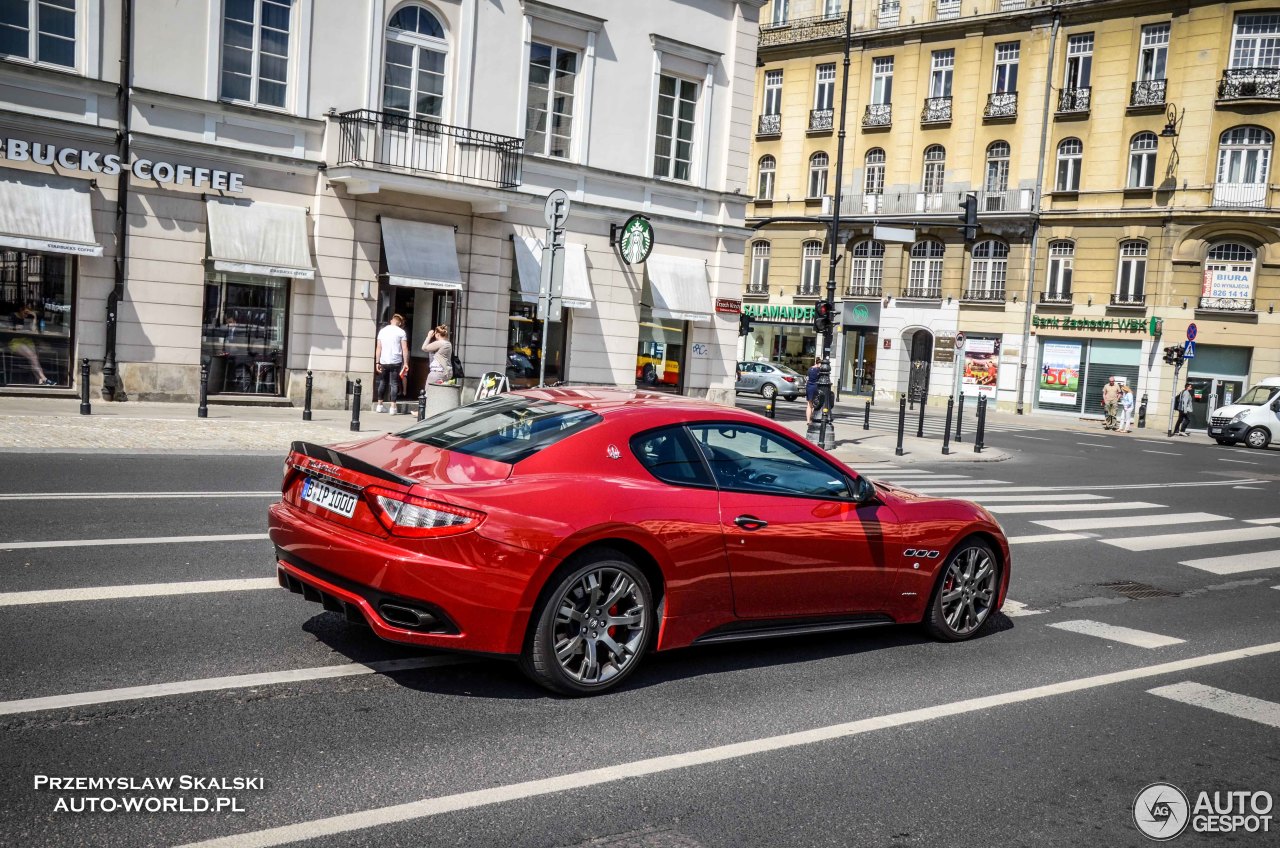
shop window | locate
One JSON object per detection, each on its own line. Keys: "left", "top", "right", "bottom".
{"left": 0, "top": 250, "right": 74, "bottom": 388}
{"left": 526, "top": 42, "right": 579, "bottom": 159}
{"left": 0, "top": 0, "right": 75, "bottom": 68}
{"left": 635, "top": 309, "right": 686, "bottom": 392}
{"left": 1202, "top": 242, "right": 1256, "bottom": 310}
{"left": 200, "top": 272, "right": 288, "bottom": 395}
{"left": 382, "top": 4, "right": 448, "bottom": 125}
{"left": 221, "top": 0, "right": 294, "bottom": 109}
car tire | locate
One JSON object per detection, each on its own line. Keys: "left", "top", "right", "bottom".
{"left": 761, "top": 383, "right": 778, "bottom": 401}
{"left": 520, "top": 551, "right": 653, "bottom": 696}
{"left": 922, "top": 540, "right": 1000, "bottom": 642}
{"left": 784, "top": 395, "right": 798, "bottom": 402}
{"left": 1245, "top": 427, "right": 1271, "bottom": 449}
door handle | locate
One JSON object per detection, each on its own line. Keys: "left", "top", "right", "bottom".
{"left": 734, "top": 515, "right": 768, "bottom": 530}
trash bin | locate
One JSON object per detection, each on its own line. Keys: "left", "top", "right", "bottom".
{"left": 425, "top": 382, "right": 462, "bottom": 417}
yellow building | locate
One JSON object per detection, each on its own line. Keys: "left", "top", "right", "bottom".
{"left": 749, "top": 0, "right": 1280, "bottom": 431}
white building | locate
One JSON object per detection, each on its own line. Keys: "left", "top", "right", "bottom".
{"left": 0, "top": 0, "right": 763, "bottom": 406}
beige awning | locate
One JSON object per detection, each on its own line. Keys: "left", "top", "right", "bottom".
{"left": 381, "top": 218, "right": 464, "bottom": 290}
{"left": 513, "top": 235, "right": 594, "bottom": 309}
{"left": 206, "top": 199, "right": 314, "bottom": 279}
{"left": 645, "top": 253, "right": 713, "bottom": 323}
{"left": 0, "top": 170, "right": 101, "bottom": 256}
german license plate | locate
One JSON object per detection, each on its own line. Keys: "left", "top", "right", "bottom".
{"left": 301, "top": 477, "right": 358, "bottom": 518}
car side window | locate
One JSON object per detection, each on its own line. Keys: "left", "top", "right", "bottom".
{"left": 629, "top": 427, "right": 714, "bottom": 488}
{"left": 688, "top": 424, "right": 852, "bottom": 499}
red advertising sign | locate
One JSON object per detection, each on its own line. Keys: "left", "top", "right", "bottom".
{"left": 715, "top": 298, "right": 742, "bottom": 314}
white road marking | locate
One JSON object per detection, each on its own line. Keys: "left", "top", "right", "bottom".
{"left": 1001, "top": 599, "right": 1047, "bottom": 616}
{"left": 1244, "top": 517, "right": 1280, "bottom": 524}
{"left": 986, "top": 502, "right": 1163, "bottom": 515}
{"left": 0, "top": 578, "right": 279, "bottom": 607}
{"left": 0, "top": 657, "right": 464, "bottom": 716}
{"left": 1219, "top": 458, "right": 1258, "bottom": 465}
{"left": 1148, "top": 682, "right": 1280, "bottom": 729}
{"left": 0, "top": 491, "right": 279, "bottom": 501}
{"left": 1007, "top": 533, "right": 1090, "bottom": 544}
{"left": 1048, "top": 620, "right": 1185, "bottom": 649}
{"left": 1234, "top": 486, "right": 1263, "bottom": 490}
{"left": 873, "top": 475, "right": 972, "bottom": 482}
{"left": 1142, "top": 450, "right": 1182, "bottom": 456}
{"left": 0, "top": 533, "right": 269, "bottom": 551}
{"left": 174, "top": 640, "right": 1280, "bottom": 848}
{"left": 1102, "top": 526, "right": 1280, "bottom": 552}
{"left": 964, "top": 494, "right": 1107, "bottom": 503}
{"left": 1076, "top": 442, "right": 1115, "bottom": 448}
{"left": 897, "top": 479, "right": 1263, "bottom": 494}
{"left": 897, "top": 479, "right": 1010, "bottom": 487}
{"left": 1034, "top": 512, "right": 1230, "bottom": 532}
{"left": 1012, "top": 435, "right": 1051, "bottom": 441}
{"left": 1180, "top": 549, "right": 1280, "bottom": 575}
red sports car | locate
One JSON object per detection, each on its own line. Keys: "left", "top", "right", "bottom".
{"left": 269, "top": 388, "right": 1010, "bottom": 695}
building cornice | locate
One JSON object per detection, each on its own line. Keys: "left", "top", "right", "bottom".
{"left": 519, "top": 0, "right": 606, "bottom": 33}
{"left": 651, "top": 34, "right": 723, "bottom": 66}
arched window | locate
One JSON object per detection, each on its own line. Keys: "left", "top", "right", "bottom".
{"left": 382, "top": 4, "right": 448, "bottom": 124}
{"left": 848, "top": 240, "right": 885, "bottom": 297}
{"left": 749, "top": 242, "right": 770, "bottom": 293}
{"left": 1202, "top": 242, "right": 1257, "bottom": 310}
{"left": 1046, "top": 240, "right": 1074, "bottom": 301}
{"left": 757, "top": 155, "right": 776, "bottom": 201}
{"left": 1215, "top": 126, "right": 1273, "bottom": 208}
{"left": 922, "top": 145, "right": 946, "bottom": 195}
{"left": 908, "top": 240, "right": 945, "bottom": 297}
{"left": 1056, "top": 138, "right": 1082, "bottom": 191}
{"left": 864, "top": 148, "right": 886, "bottom": 195}
{"left": 808, "top": 152, "right": 830, "bottom": 198}
{"left": 985, "top": 141, "right": 1010, "bottom": 208}
{"left": 1128, "top": 132, "right": 1158, "bottom": 188}
{"left": 968, "top": 240, "right": 1009, "bottom": 299}
{"left": 801, "top": 240, "right": 823, "bottom": 295}
{"left": 1115, "top": 240, "right": 1148, "bottom": 303}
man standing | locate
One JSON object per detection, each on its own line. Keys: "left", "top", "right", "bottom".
{"left": 374, "top": 313, "right": 409, "bottom": 414}
{"left": 1174, "top": 382, "right": 1194, "bottom": 435}
{"left": 1101, "top": 376, "right": 1121, "bottom": 431}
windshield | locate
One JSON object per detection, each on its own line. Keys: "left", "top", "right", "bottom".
{"left": 1234, "top": 386, "right": 1279, "bottom": 406}
{"left": 774, "top": 365, "right": 802, "bottom": 378}
{"left": 396, "top": 396, "right": 601, "bottom": 463}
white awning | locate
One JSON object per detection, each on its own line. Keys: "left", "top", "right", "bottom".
{"left": 645, "top": 253, "right": 713, "bottom": 323}
{"left": 381, "top": 218, "right": 464, "bottom": 290}
{"left": 206, "top": 199, "right": 314, "bottom": 279}
{"left": 0, "top": 171, "right": 101, "bottom": 256}
{"left": 512, "top": 236, "right": 594, "bottom": 309}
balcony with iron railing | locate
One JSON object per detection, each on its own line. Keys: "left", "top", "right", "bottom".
{"left": 1198, "top": 296, "right": 1255, "bottom": 312}
{"left": 1211, "top": 183, "right": 1273, "bottom": 209}
{"left": 921, "top": 96, "right": 952, "bottom": 124}
{"left": 1057, "top": 87, "right": 1091, "bottom": 114}
{"left": 757, "top": 113, "right": 782, "bottom": 137}
{"left": 1110, "top": 292, "right": 1146, "bottom": 307}
{"left": 1218, "top": 68, "right": 1280, "bottom": 102}
{"left": 1130, "top": 79, "right": 1167, "bottom": 108}
{"left": 984, "top": 92, "right": 1017, "bottom": 119}
{"left": 901, "top": 284, "right": 942, "bottom": 300}
{"left": 1038, "top": 290, "right": 1073, "bottom": 305}
{"left": 744, "top": 282, "right": 770, "bottom": 298}
{"left": 334, "top": 109, "right": 523, "bottom": 188}
{"left": 934, "top": 0, "right": 961, "bottom": 19}
{"left": 877, "top": 2, "right": 901, "bottom": 27}
{"left": 845, "top": 282, "right": 883, "bottom": 298}
{"left": 796, "top": 283, "right": 823, "bottom": 299}
{"left": 844, "top": 187, "right": 1035, "bottom": 216}
{"left": 757, "top": 11, "right": 846, "bottom": 48}
{"left": 809, "top": 109, "right": 834, "bottom": 132}
{"left": 863, "top": 104, "right": 892, "bottom": 128}
{"left": 962, "top": 288, "right": 1006, "bottom": 303}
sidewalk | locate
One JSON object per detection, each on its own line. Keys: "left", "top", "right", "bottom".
{"left": 772, "top": 418, "right": 1009, "bottom": 465}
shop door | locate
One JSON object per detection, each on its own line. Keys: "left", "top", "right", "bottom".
{"left": 1186, "top": 377, "right": 1214, "bottom": 429}
{"left": 908, "top": 330, "right": 932, "bottom": 404}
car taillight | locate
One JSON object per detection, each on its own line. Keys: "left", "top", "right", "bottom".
{"left": 782, "top": 376, "right": 795, "bottom": 383}
{"left": 365, "top": 486, "right": 485, "bottom": 538}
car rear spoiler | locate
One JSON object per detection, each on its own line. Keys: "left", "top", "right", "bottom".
{"left": 289, "top": 441, "right": 417, "bottom": 488}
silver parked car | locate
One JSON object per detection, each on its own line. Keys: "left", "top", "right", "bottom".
{"left": 735, "top": 361, "right": 806, "bottom": 401}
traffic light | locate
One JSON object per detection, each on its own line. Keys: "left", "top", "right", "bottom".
{"left": 812, "top": 300, "right": 834, "bottom": 335}
{"left": 957, "top": 193, "right": 979, "bottom": 243}
{"left": 738, "top": 312, "right": 753, "bottom": 337}
{"left": 1162, "top": 345, "right": 1184, "bottom": 365}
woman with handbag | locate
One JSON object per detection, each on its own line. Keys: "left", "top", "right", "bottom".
{"left": 422, "top": 325, "right": 454, "bottom": 386}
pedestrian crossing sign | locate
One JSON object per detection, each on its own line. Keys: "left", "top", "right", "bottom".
{"left": 1183, "top": 340, "right": 1196, "bottom": 359}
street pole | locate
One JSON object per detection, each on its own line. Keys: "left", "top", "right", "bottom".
{"left": 539, "top": 193, "right": 567, "bottom": 388}
{"left": 814, "top": 7, "right": 853, "bottom": 452}
{"left": 1166, "top": 360, "right": 1182, "bottom": 437}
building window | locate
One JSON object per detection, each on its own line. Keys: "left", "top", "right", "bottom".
{"left": 801, "top": 240, "right": 823, "bottom": 295}
{"left": 968, "top": 240, "right": 1008, "bottom": 298}
{"left": 871, "top": 56, "right": 893, "bottom": 105}
{"left": 635, "top": 312, "right": 686, "bottom": 392}
{"left": 848, "top": 240, "right": 884, "bottom": 297}
{"left": 221, "top": 0, "right": 293, "bottom": 108}
{"left": 814, "top": 63, "right": 835, "bottom": 111}
{"left": 1056, "top": 138, "right": 1082, "bottom": 191}
{"left": 0, "top": 250, "right": 74, "bottom": 387}
{"left": 930, "top": 49, "right": 954, "bottom": 98}
{"left": 864, "top": 148, "right": 885, "bottom": 195}
{"left": 1138, "top": 23, "right": 1170, "bottom": 81}
{"left": 654, "top": 74, "right": 698, "bottom": 181}
{"left": 382, "top": 4, "right": 447, "bottom": 123}
{"left": 770, "top": 0, "right": 788, "bottom": 26}
{"left": 1217, "top": 126, "right": 1273, "bottom": 185}
{"left": 907, "top": 240, "right": 945, "bottom": 297}
{"left": 985, "top": 141, "right": 1010, "bottom": 194}
{"left": 922, "top": 144, "right": 946, "bottom": 195}
{"left": 1046, "top": 240, "right": 1074, "bottom": 300}
{"left": 1230, "top": 14, "right": 1280, "bottom": 68}
{"left": 1202, "top": 242, "right": 1256, "bottom": 309}
{"left": 1115, "top": 241, "right": 1147, "bottom": 302}
{"left": 1064, "top": 33, "right": 1094, "bottom": 89}
{"left": 749, "top": 242, "right": 770, "bottom": 293}
{"left": 808, "top": 151, "right": 829, "bottom": 199}
{"left": 1128, "top": 132, "right": 1158, "bottom": 188}
{"left": 993, "top": 41, "right": 1019, "bottom": 93}
{"left": 763, "top": 68, "right": 783, "bottom": 115}
{"left": 201, "top": 271, "right": 289, "bottom": 396}
{"left": 0, "top": 0, "right": 75, "bottom": 68}
{"left": 823, "top": 0, "right": 842, "bottom": 17}
{"left": 526, "top": 42, "right": 578, "bottom": 159}
{"left": 757, "top": 155, "right": 776, "bottom": 201}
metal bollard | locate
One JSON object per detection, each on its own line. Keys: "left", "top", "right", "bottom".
{"left": 916, "top": 393, "right": 926, "bottom": 439}
{"left": 863, "top": 399, "right": 871, "bottom": 431}
{"left": 895, "top": 394, "right": 906, "bottom": 457}
{"left": 765, "top": 392, "right": 776, "bottom": 419}
{"left": 942, "top": 396, "right": 954, "bottom": 455}
{"left": 417, "top": 389, "right": 427, "bottom": 421}
{"left": 955, "top": 393, "right": 965, "bottom": 443}
{"left": 197, "top": 363, "right": 209, "bottom": 418}
{"left": 303, "top": 370, "right": 313, "bottom": 421}
{"left": 1138, "top": 392, "right": 1148, "bottom": 429}
{"left": 350, "top": 379, "right": 362, "bottom": 432}
{"left": 974, "top": 395, "right": 987, "bottom": 453}
{"left": 79, "top": 358, "right": 91, "bottom": 415}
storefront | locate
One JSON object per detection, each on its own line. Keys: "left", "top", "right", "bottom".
{"left": 960, "top": 335, "right": 1001, "bottom": 399}
{"left": 838, "top": 300, "right": 880, "bottom": 396}
{"left": 635, "top": 254, "right": 713, "bottom": 392}
{"left": 510, "top": 234, "right": 595, "bottom": 388}
{"left": 1035, "top": 332, "right": 1144, "bottom": 415}
{"left": 1186, "top": 344, "right": 1252, "bottom": 428}
{"left": 742, "top": 302, "right": 818, "bottom": 373}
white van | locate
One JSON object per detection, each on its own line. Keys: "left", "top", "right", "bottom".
{"left": 1207, "top": 376, "right": 1280, "bottom": 448}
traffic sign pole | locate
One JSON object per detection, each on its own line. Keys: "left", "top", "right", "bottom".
{"left": 539, "top": 191, "right": 570, "bottom": 387}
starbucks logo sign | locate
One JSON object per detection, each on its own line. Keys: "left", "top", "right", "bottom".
{"left": 619, "top": 215, "right": 654, "bottom": 265}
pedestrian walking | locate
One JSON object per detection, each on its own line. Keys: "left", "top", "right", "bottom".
{"left": 1101, "top": 376, "right": 1121, "bottom": 430}
{"left": 422, "top": 325, "right": 454, "bottom": 386}
{"left": 1118, "top": 385, "right": 1134, "bottom": 432}
{"left": 1173, "top": 382, "right": 1194, "bottom": 435}
{"left": 373, "top": 313, "right": 409, "bottom": 414}
{"left": 805, "top": 358, "right": 821, "bottom": 425}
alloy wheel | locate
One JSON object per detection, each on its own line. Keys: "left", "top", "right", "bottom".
{"left": 762, "top": 383, "right": 777, "bottom": 400}
{"left": 551, "top": 567, "right": 648, "bottom": 686}
{"left": 938, "top": 546, "right": 996, "bottom": 636}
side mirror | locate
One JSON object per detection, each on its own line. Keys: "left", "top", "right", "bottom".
{"left": 852, "top": 475, "right": 877, "bottom": 504}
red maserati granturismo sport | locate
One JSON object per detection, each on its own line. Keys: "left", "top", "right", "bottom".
{"left": 268, "top": 388, "right": 1010, "bottom": 695}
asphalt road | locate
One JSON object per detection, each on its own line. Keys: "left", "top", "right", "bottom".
{"left": 1, "top": 432, "right": 1278, "bottom": 847}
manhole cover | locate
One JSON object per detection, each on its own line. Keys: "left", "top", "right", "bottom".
{"left": 1096, "top": 580, "right": 1180, "bottom": 599}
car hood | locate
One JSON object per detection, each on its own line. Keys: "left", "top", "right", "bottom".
{"left": 1210, "top": 404, "right": 1256, "bottom": 420}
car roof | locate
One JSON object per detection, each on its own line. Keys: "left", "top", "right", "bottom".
{"left": 512, "top": 386, "right": 765, "bottom": 425}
